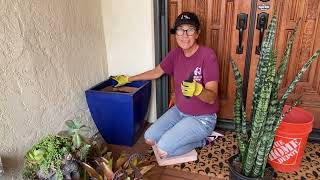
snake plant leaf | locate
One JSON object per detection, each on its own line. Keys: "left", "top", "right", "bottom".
{"left": 250, "top": 15, "right": 277, "bottom": 126}
{"left": 278, "top": 49, "right": 320, "bottom": 111}
{"left": 252, "top": 136, "right": 268, "bottom": 176}
{"left": 243, "top": 14, "right": 277, "bottom": 176}
{"left": 273, "top": 20, "right": 299, "bottom": 91}
{"left": 274, "top": 95, "right": 303, "bottom": 131}
{"left": 244, "top": 42, "right": 277, "bottom": 177}
{"left": 230, "top": 59, "right": 247, "bottom": 162}
{"left": 259, "top": 96, "right": 302, "bottom": 175}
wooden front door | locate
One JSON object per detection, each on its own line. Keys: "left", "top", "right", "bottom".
{"left": 168, "top": 0, "right": 320, "bottom": 128}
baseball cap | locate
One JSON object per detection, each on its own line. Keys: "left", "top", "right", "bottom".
{"left": 170, "top": 12, "right": 200, "bottom": 34}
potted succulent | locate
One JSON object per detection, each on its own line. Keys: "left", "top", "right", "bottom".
{"left": 23, "top": 118, "right": 154, "bottom": 180}
{"left": 229, "top": 14, "right": 320, "bottom": 179}
{"left": 22, "top": 119, "right": 91, "bottom": 179}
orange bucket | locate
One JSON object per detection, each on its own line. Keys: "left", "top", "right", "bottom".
{"left": 268, "top": 105, "right": 314, "bottom": 173}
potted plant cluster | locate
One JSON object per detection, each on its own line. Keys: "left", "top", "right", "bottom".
{"left": 229, "top": 14, "right": 320, "bottom": 179}
{"left": 23, "top": 119, "right": 91, "bottom": 179}
{"left": 23, "top": 118, "right": 154, "bottom": 180}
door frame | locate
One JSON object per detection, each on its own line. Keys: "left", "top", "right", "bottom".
{"left": 154, "top": 0, "right": 169, "bottom": 117}
{"left": 153, "top": 0, "right": 319, "bottom": 142}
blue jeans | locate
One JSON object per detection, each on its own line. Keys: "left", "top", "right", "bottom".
{"left": 144, "top": 106, "right": 217, "bottom": 157}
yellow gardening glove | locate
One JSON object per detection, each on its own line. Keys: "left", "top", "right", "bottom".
{"left": 181, "top": 80, "right": 203, "bottom": 97}
{"left": 110, "top": 75, "right": 129, "bottom": 87}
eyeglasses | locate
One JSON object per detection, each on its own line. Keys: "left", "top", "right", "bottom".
{"left": 175, "top": 28, "right": 197, "bottom": 36}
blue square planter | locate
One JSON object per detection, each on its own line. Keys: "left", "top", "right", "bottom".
{"left": 85, "top": 79, "right": 151, "bottom": 146}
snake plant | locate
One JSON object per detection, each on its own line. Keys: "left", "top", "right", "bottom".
{"left": 231, "top": 14, "right": 320, "bottom": 178}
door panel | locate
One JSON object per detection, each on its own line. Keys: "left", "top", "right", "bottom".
{"left": 246, "top": 0, "right": 320, "bottom": 128}
{"left": 276, "top": 0, "right": 320, "bottom": 128}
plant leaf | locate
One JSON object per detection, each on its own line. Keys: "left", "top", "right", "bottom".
{"left": 105, "top": 152, "right": 112, "bottom": 160}
{"left": 101, "top": 162, "right": 114, "bottom": 180}
{"left": 100, "top": 156, "right": 109, "bottom": 164}
{"left": 73, "top": 134, "right": 82, "bottom": 148}
{"left": 243, "top": 15, "right": 277, "bottom": 177}
{"left": 81, "top": 162, "right": 103, "bottom": 180}
{"left": 65, "top": 120, "right": 76, "bottom": 129}
{"left": 116, "top": 153, "right": 129, "bottom": 169}
{"left": 140, "top": 164, "right": 155, "bottom": 175}
{"left": 230, "top": 59, "right": 247, "bottom": 163}
{"left": 57, "top": 130, "right": 70, "bottom": 137}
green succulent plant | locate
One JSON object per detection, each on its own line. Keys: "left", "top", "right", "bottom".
{"left": 26, "top": 148, "right": 47, "bottom": 162}
{"left": 231, "top": 14, "right": 320, "bottom": 178}
{"left": 23, "top": 118, "right": 91, "bottom": 179}
{"left": 64, "top": 118, "right": 90, "bottom": 149}
{"left": 23, "top": 135, "right": 73, "bottom": 179}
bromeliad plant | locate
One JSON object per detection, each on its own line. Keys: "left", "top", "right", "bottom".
{"left": 231, "top": 14, "right": 320, "bottom": 178}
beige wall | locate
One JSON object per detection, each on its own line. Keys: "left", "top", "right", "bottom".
{"left": 101, "top": 0, "right": 157, "bottom": 122}
{"left": 0, "top": 0, "right": 107, "bottom": 178}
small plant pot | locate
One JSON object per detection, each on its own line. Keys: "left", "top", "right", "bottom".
{"left": 228, "top": 154, "right": 274, "bottom": 180}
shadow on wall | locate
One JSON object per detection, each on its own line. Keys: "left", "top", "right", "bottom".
{"left": 0, "top": 156, "right": 3, "bottom": 176}
{"left": 1, "top": 155, "right": 24, "bottom": 178}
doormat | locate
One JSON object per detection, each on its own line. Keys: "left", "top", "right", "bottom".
{"left": 144, "top": 131, "right": 320, "bottom": 179}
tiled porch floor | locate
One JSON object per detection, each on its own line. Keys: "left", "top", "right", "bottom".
{"left": 108, "top": 126, "right": 320, "bottom": 180}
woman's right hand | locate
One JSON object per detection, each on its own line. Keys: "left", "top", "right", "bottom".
{"left": 110, "top": 75, "right": 129, "bottom": 87}
{"left": 168, "top": 93, "right": 176, "bottom": 108}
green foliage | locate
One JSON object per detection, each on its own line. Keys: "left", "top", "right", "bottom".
{"left": 23, "top": 135, "right": 72, "bottom": 179}
{"left": 65, "top": 118, "right": 90, "bottom": 149}
{"left": 231, "top": 14, "right": 320, "bottom": 178}
{"left": 22, "top": 117, "right": 153, "bottom": 180}
{"left": 62, "top": 118, "right": 92, "bottom": 161}
{"left": 23, "top": 118, "right": 92, "bottom": 179}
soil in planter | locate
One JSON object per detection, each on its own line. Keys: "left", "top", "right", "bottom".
{"left": 100, "top": 86, "right": 138, "bottom": 93}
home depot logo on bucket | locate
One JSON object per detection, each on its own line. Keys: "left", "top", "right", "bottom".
{"left": 268, "top": 137, "right": 301, "bottom": 165}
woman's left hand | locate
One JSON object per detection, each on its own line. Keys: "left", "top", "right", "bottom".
{"left": 181, "top": 80, "right": 203, "bottom": 97}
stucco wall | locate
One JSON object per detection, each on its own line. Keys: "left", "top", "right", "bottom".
{"left": 101, "top": 0, "right": 157, "bottom": 122}
{"left": 0, "top": 0, "right": 107, "bottom": 178}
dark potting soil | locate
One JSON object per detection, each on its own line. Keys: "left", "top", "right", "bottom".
{"left": 100, "top": 86, "right": 138, "bottom": 93}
